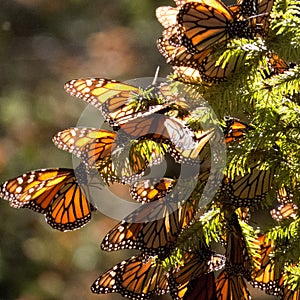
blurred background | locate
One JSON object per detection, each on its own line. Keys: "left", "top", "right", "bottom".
{"left": 0, "top": 0, "right": 276, "bottom": 299}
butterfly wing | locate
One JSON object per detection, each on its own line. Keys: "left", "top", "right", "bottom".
{"left": 223, "top": 117, "right": 249, "bottom": 143}
{"left": 64, "top": 78, "right": 172, "bottom": 127}
{"left": 216, "top": 269, "right": 251, "bottom": 300}
{"left": 101, "top": 197, "right": 198, "bottom": 257}
{"left": 91, "top": 255, "right": 169, "bottom": 299}
{"left": 130, "top": 178, "right": 176, "bottom": 203}
{"left": 178, "top": 0, "right": 250, "bottom": 53}
{"left": 53, "top": 127, "right": 116, "bottom": 168}
{"left": 222, "top": 164, "right": 274, "bottom": 207}
{"left": 0, "top": 165, "right": 96, "bottom": 231}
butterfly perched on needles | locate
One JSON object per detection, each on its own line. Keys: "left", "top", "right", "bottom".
{"left": 215, "top": 269, "right": 251, "bottom": 300}
{"left": 91, "top": 250, "right": 226, "bottom": 299}
{"left": 270, "top": 187, "right": 298, "bottom": 221}
{"left": 101, "top": 195, "right": 199, "bottom": 257}
{"left": 220, "top": 161, "right": 274, "bottom": 207}
{"left": 250, "top": 234, "right": 285, "bottom": 296}
{"left": 64, "top": 78, "right": 177, "bottom": 128}
{"left": 176, "top": 0, "right": 253, "bottom": 54}
{"left": 168, "top": 250, "right": 226, "bottom": 299}
{"left": 52, "top": 127, "right": 165, "bottom": 184}
{"left": 234, "top": 0, "right": 275, "bottom": 37}
{"left": 0, "top": 163, "right": 97, "bottom": 231}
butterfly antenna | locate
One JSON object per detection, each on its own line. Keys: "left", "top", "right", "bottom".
{"left": 152, "top": 66, "right": 160, "bottom": 86}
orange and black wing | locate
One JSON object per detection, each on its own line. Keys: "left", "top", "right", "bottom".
{"left": 0, "top": 164, "right": 96, "bottom": 231}
{"left": 101, "top": 197, "right": 198, "bottom": 257}
{"left": 223, "top": 117, "right": 249, "bottom": 143}
{"left": 221, "top": 163, "right": 274, "bottom": 207}
{"left": 216, "top": 269, "right": 251, "bottom": 300}
{"left": 250, "top": 234, "right": 283, "bottom": 296}
{"left": 130, "top": 177, "right": 176, "bottom": 203}
{"left": 91, "top": 255, "right": 169, "bottom": 299}
{"left": 64, "top": 78, "right": 172, "bottom": 127}
{"left": 53, "top": 127, "right": 116, "bottom": 168}
{"left": 177, "top": 0, "right": 252, "bottom": 53}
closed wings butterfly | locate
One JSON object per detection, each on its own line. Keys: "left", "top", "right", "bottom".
{"left": 91, "top": 255, "right": 169, "bottom": 300}
{"left": 64, "top": 78, "right": 173, "bottom": 128}
{"left": 251, "top": 234, "right": 283, "bottom": 296}
{"left": 101, "top": 196, "right": 199, "bottom": 257}
{"left": 169, "top": 250, "right": 225, "bottom": 299}
{"left": 157, "top": 26, "right": 247, "bottom": 83}
{"left": 0, "top": 163, "right": 96, "bottom": 231}
{"left": 221, "top": 162, "right": 274, "bottom": 207}
{"left": 215, "top": 269, "right": 251, "bottom": 300}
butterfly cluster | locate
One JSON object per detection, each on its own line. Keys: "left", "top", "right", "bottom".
{"left": 156, "top": 0, "right": 293, "bottom": 84}
{"left": 1, "top": 75, "right": 299, "bottom": 299}
{"left": 1, "top": 0, "right": 300, "bottom": 299}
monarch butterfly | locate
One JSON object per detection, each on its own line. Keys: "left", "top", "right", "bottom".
{"left": 101, "top": 196, "right": 199, "bottom": 257}
{"left": 177, "top": 0, "right": 253, "bottom": 54}
{"left": 224, "top": 213, "right": 251, "bottom": 279}
{"left": 178, "top": 272, "right": 217, "bottom": 300}
{"left": 223, "top": 116, "right": 249, "bottom": 144}
{"left": 91, "top": 255, "right": 169, "bottom": 299}
{"left": 157, "top": 28, "right": 247, "bottom": 83}
{"left": 52, "top": 127, "right": 163, "bottom": 183}
{"left": 221, "top": 163, "right": 274, "bottom": 207}
{"left": 118, "top": 114, "right": 214, "bottom": 164}
{"left": 279, "top": 272, "right": 300, "bottom": 300}
{"left": 215, "top": 269, "right": 251, "bottom": 300}
{"left": 130, "top": 177, "right": 176, "bottom": 203}
{"left": 0, "top": 163, "right": 97, "bottom": 231}
{"left": 270, "top": 202, "right": 298, "bottom": 221}
{"left": 251, "top": 234, "right": 282, "bottom": 295}
{"left": 169, "top": 251, "right": 226, "bottom": 299}
{"left": 236, "top": 0, "right": 275, "bottom": 36}
{"left": 64, "top": 78, "right": 173, "bottom": 128}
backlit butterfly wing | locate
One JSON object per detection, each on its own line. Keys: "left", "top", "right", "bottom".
{"left": 270, "top": 203, "right": 298, "bottom": 221}
{"left": 91, "top": 255, "right": 169, "bottom": 299}
{"left": 119, "top": 114, "right": 203, "bottom": 163}
{"left": 215, "top": 269, "right": 251, "bottom": 300}
{"left": 256, "top": 0, "right": 275, "bottom": 35}
{"left": 279, "top": 272, "right": 300, "bottom": 300}
{"left": 0, "top": 164, "right": 96, "bottom": 231}
{"left": 156, "top": 6, "right": 179, "bottom": 28}
{"left": 53, "top": 127, "right": 116, "bottom": 168}
{"left": 177, "top": 0, "right": 252, "bottom": 53}
{"left": 53, "top": 127, "right": 163, "bottom": 184}
{"left": 251, "top": 234, "right": 282, "bottom": 295}
{"left": 169, "top": 251, "right": 225, "bottom": 300}
{"left": 225, "top": 213, "right": 251, "bottom": 278}
{"left": 236, "top": 0, "right": 275, "bottom": 36}
{"left": 221, "top": 163, "right": 274, "bottom": 207}
{"left": 180, "top": 273, "right": 217, "bottom": 300}
{"left": 157, "top": 30, "right": 246, "bottom": 83}
{"left": 101, "top": 197, "right": 198, "bottom": 257}
{"left": 173, "top": 66, "right": 203, "bottom": 84}
{"left": 64, "top": 78, "right": 169, "bottom": 127}
{"left": 130, "top": 177, "right": 176, "bottom": 203}
{"left": 223, "top": 117, "right": 249, "bottom": 143}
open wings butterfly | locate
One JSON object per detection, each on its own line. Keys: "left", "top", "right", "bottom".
{"left": 177, "top": 0, "right": 253, "bottom": 54}
{"left": 0, "top": 163, "right": 96, "bottom": 231}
